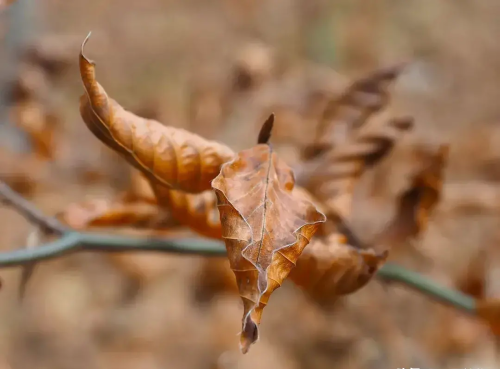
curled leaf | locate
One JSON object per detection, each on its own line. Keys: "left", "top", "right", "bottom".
{"left": 375, "top": 144, "right": 448, "bottom": 248}
{"left": 153, "top": 185, "right": 222, "bottom": 239}
{"left": 296, "top": 116, "right": 413, "bottom": 217}
{"left": 289, "top": 233, "right": 388, "bottom": 304}
{"left": 212, "top": 140, "right": 325, "bottom": 353}
{"left": 303, "top": 64, "right": 405, "bottom": 160}
{"left": 58, "top": 198, "right": 171, "bottom": 230}
{"left": 79, "top": 33, "right": 235, "bottom": 193}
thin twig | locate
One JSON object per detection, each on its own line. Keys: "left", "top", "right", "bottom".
{"left": 0, "top": 180, "right": 70, "bottom": 298}
{"left": 377, "top": 263, "right": 476, "bottom": 314}
{"left": 0, "top": 181, "right": 68, "bottom": 234}
{"left": 0, "top": 180, "right": 479, "bottom": 315}
{"left": 18, "top": 227, "right": 42, "bottom": 300}
{"left": 0, "top": 232, "right": 225, "bottom": 267}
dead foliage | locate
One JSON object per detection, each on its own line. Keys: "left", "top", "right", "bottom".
{"left": 212, "top": 115, "right": 326, "bottom": 352}
{"left": 0, "top": 30, "right": 465, "bottom": 357}
{"left": 70, "top": 35, "right": 454, "bottom": 353}
{"left": 79, "top": 34, "right": 235, "bottom": 194}
{"left": 57, "top": 198, "right": 172, "bottom": 231}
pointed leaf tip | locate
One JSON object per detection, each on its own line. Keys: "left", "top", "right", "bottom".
{"left": 257, "top": 113, "right": 274, "bottom": 145}
{"left": 80, "top": 32, "right": 93, "bottom": 63}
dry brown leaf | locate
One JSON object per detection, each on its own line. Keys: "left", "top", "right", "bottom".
{"left": 23, "top": 36, "right": 74, "bottom": 79}
{"left": 192, "top": 188, "right": 325, "bottom": 302}
{"left": 289, "top": 232, "right": 388, "bottom": 304}
{"left": 0, "top": 0, "right": 16, "bottom": 11}
{"left": 58, "top": 198, "right": 171, "bottom": 230}
{"left": 302, "top": 64, "right": 405, "bottom": 160}
{"left": 153, "top": 185, "right": 222, "bottom": 239}
{"left": 10, "top": 99, "right": 59, "bottom": 160}
{"left": 120, "top": 170, "right": 158, "bottom": 205}
{"left": 79, "top": 34, "right": 235, "bottom": 193}
{"left": 296, "top": 116, "right": 413, "bottom": 217}
{"left": 456, "top": 250, "right": 486, "bottom": 300}
{"left": 212, "top": 115, "right": 326, "bottom": 353}
{"left": 476, "top": 298, "right": 500, "bottom": 336}
{"left": 123, "top": 162, "right": 222, "bottom": 240}
{"left": 374, "top": 144, "right": 448, "bottom": 249}
{"left": 9, "top": 63, "right": 51, "bottom": 103}
{"left": 0, "top": 148, "right": 47, "bottom": 196}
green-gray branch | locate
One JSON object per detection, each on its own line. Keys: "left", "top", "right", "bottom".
{"left": 0, "top": 180, "right": 477, "bottom": 315}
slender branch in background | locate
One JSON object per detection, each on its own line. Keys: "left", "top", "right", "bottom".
{"left": 0, "top": 180, "right": 478, "bottom": 314}
{"left": 377, "top": 264, "right": 476, "bottom": 314}
{"left": 0, "top": 181, "right": 67, "bottom": 234}
{"left": 0, "top": 179, "right": 67, "bottom": 300}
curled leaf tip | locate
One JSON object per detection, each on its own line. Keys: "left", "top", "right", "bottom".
{"left": 257, "top": 113, "right": 274, "bottom": 144}
{"left": 80, "top": 32, "right": 94, "bottom": 64}
{"left": 240, "top": 320, "right": 258, "bottom": 354}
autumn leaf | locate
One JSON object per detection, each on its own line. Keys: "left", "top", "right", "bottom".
{"left": 289, "top": 232, "right": 388, "bottom": 304}
{"left": 11, "top": 99, "right": 59, "bottom": 160}
{"left": 212, "top": 115, "right": 326, "bottom": 353}
{"left": 476, "top": 298, "right": 500, "bottom": 336}
{"left": 153, "top": 185, "right": 222, "bottom": 239}
{"left": 58, "top": 198, "right": 172, "bottom": 230}
{"left": 374, "top": 144, "right": 448, "bottom": 249}
{"left": 296, "top": 116, "right": 413, "bottom": 217}
{"left": 119, "top": 169, "right": 222, "bottom": 238}
{"left": 79, "top": 33, "right": 235, "bottom": 193}
{"left": 303, "top": 64, "right": 406, "bottom": 160}
{"left": 0, "top": 0, "right": 16, "bottom": 11}
{"left": 121, "top": 170, "right": 158, "bottom": 205}
{"left": 0, "top": 148, "right": 48, "bottom": 196}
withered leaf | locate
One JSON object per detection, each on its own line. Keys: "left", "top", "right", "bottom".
{"left": 0, "top": 149, "right": 43, "bottom": 196}
{"left": 212, "top": 135, "right": 326, "bottom": 353}
{"left": 153, "top": 185, "right": 222, "bottom": 239}
{"left": 289, "top": 232, "right": 388, "bottom": 304}
{"left": 375, "top": 144, "right": 448, "bottom": 249}
{"left": 121, "top": 170, "right": 158, "bottom": 205}
{"left": 123, "top": 168, "right": 221, "bottom": 238}
{"left": 11, "top": 98, "right": 59, "bottom": 160}
{"left": 296, "top": 116, "right": 413, "bottom": 218}
{"left": 79, "top": 33, "right": 235, "bottom": 193}
{"left": 476, "top": 298, "right": 500, "bottom": 336}
{"left": 303, "top": 64, "right": 406, "bottom": 160}
{"left": 0, "top": 0, "right": 16, "bottom": 11}
{"left": 58, "top": 198, "right": 172, "bottom": 230}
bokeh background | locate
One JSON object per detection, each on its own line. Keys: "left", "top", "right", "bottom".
{"left": 2, "top": 1, "right": 500, "bottom": 368}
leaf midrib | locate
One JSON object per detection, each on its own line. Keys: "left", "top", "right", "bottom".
{"left": 255, "top": 147, "right": 273, "bottom": 264}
